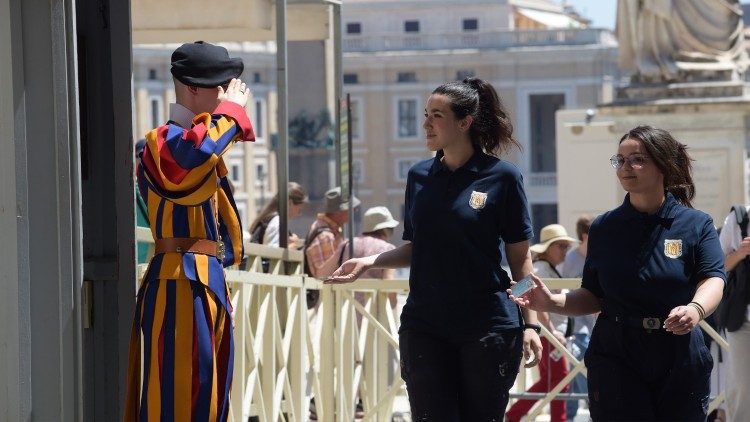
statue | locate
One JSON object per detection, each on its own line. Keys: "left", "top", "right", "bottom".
{"left": 617, "top": 0, "right": 748, "bottom": 83}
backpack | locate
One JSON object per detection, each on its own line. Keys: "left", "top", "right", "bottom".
{"left": 249, "top": 213, "right": 276, "bottom": 244}
{"left": 248, "top": 213, "right": 277, "bottom": 273}
{"left": 302, "top": 225, "right": 334, "bottom": 309}
{"left": 714, "top": 205, "right": 750, "bottom": 333}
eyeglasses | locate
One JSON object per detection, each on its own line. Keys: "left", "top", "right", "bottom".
{"left": 610, "top": 154, "right": 648, "bottom": 169}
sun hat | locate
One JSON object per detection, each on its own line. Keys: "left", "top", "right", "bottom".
{"left": 529, "top": 224, "right": 579, "bottom": 254}
{"left": 324, "top": 187, "right": 361, "bottom": 213}
{"left": 362, "top": 206, "right": 400, "bottom": 233}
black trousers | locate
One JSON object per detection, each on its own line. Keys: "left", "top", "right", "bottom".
{"left": 586, "top": 317, "right": 713, "bottom": 421}
{"left": 399, "top": 329, "right": 523, "bottom": 422}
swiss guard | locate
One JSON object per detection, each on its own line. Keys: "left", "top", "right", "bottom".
{"left": 125, "top": 41, "right": 255, "bottom": 421}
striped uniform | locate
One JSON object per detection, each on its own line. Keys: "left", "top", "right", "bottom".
{"left": 125, "top": 101, "right": 254, "bottom": 421}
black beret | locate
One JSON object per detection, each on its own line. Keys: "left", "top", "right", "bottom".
{"left": 170, "top": 41, "right": 244, "bottom": 88}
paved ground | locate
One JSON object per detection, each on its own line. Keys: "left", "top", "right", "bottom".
{"left": 388, "top": 395, "right": 591, "bottom": 422}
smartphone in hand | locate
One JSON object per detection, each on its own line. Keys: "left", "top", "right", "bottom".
{"left": 510, "top": 275, "right": 535, "bottom": 297}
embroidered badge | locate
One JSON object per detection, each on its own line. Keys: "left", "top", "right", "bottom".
{"left": 664, "top": 239, "right": 683, "bottom": 259}
{"left": 469, "top": 191, "right": 488, "bottom": 210}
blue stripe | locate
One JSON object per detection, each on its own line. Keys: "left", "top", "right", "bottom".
{"left": 165, "top": 120, "right": 239, "bottom": 170}
{"left": 181, "top": 253, "right": 197, "bottom": 281}
{"left": 202, "top": 201, "right": 217, "bottom": 241}
{"left": 221, "top": 320, "right": 235, "bottom": 419}
{"left": 207, "top": 259, "right": 229, "bottom": 313}
{"left": 155, "top": 198, "right": 166, "bottom": 238}
{"left": 139, "top": 280, "right": 159, "bottom": 421}
{"left": 171, "top": 204, "right": 189, "bottom": 238}
{"left": 192, "top": 283, "right": 213, "bottom": 421}
{"left": 165, "top": 124, "right": 212, "bottom": 170}
{"left": 161, "top": 280, "right": 176, "bottom": 421}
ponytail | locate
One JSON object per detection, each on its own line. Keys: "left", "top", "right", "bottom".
{"left": 432, "top": 77, "right": 521, "bottom": 156}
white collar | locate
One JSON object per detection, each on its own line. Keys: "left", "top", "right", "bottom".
{"left": 169, "top": 103, "right": 196, "bottom": 128}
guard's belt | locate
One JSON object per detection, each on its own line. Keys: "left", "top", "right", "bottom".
{"left": 154, "top": 237, "right": 219, "bottom": 256}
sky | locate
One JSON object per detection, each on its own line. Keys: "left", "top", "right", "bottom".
{"left": 563, "top": 0, "right": 750, "bottom": 30}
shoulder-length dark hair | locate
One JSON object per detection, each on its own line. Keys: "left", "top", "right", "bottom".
{"left": 432, "top": 77, "right": 521, "bottom": 156}
{"left": 619, "top": 125, "right": 695, "bottom": 207}
{"left": 249, "top": 182, "right": 308, "bottom": 234}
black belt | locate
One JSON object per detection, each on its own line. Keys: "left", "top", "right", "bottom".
{"left": 604, "top": 314, "right": 666, "bottom": 331}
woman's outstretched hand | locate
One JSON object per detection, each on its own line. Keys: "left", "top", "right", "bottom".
{"left": 507, "top": 273, "right": 555, "bottom": 313}
{"left": 323, "top": 256, "right": 376, "bottom": 284}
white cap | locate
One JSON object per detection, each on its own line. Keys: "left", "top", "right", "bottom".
{"left": 362, "top": 206, "right": 400, "bottom": 233}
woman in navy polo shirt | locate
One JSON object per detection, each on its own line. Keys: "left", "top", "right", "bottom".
{"left": 327, "top": 77, "right": 543, "bottom": 420}
{"left": 510, "top": 125, "right": 726, "bottom": 421}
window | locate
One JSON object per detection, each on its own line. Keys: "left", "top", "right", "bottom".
{"left": 462, "top": 18, "right": 478, "bottom": 31}
{"left": 255, "top": 162, "right": 268, "bottom": 191}
{"left": 529, "top": 93, "right": 565, "bottom": 172}
{"left": 352, "top": 159, "right": 364, "bottom": 183}
{"left": 343, "top": 73, "right": 359, "bottom": 84}
{"left": 254, "top": 98, "right": 265, "bottom": 140}
{"left": 235, "top": 202, "right": 247, "bottom": 227}
{"left": 531, "top": 204, "right": 558, "bottom": 242}
{"left": 455, "top": 69, "right": 475, "bottom": 81}
{"left": 397, "top": 99, "right": 418, "bottom": 138}
{"left": 149, "top": 96, "right": 163, "bottom": 129}
{"left": 396, "top": 158, "right": 420, "bottom": 181}
{"left": 148, "top": 69, "right": 157, "bottom": 80}
{"left": 349, "top": 98, "right": 361, "bottom": 140}
{"left": 228, "top": 159, "right": 243, "bottom": 188}
{"left": 253, "top": 72, "right": 261, "bottom": 84}
{"left": 346, "top": 22, "right": 362, "bottom": 34}
{"left": 404, "top": 20, "right": 420, "bottom": 33}
{"left": 397, "top": 72, "right": 417, "bottom": 83}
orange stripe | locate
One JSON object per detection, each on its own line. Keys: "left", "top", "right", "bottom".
{"left": 158, "top": 253, "right": 186, "bottom": 280}
{"left": 147, "top": 191, "right": 160, "bottom": 235}
{"left": 196, "top": 254, "right": 210, "bottom": 288}
{"left": 216, "top": 189, "right": 243, "bottom": 265}
{"left": 174, "top": 280, "right": 193, "bottom": 421}
{"left": 187, "top": 206, "right": 207, "bottom": 238}
{"left": 207, "top": 290, "right": 219, "bottom": 421}
{"left": 147, "top": 281, "right": 167, "bottom": 421}
{"left": 161, "top": 201, "right": 174, "bottom": 238}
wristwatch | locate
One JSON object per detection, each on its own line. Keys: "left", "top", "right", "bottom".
{"left": 523, "top": 323, "right": 542, "bottom": 334}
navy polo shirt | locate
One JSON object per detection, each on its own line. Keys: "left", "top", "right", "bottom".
{"left": 582, "top": 192, "right": 727, "bottom": 318}
{"left": 400, "top": 151, "right": 533, "bottom": 340}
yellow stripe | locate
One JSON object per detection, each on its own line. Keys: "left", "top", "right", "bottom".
{"left": 145, "top": 129, "right": 220, "bottom": 192}
{"left": 158, "top": 253, "right": 186, "bottom": 280}
{"left": 161, "top": 201, "right": 174, "bottom": 238}
{"left": 174, "top": 280, "right": 193, "bottom": 421}
{"left": 147, "top": 191, "right": 160, "bottom": 234}
{"left": 207, "top": 291, "right": 219, "bottom": 421}
{"left": 147, "top": 281, "right": 167, "bottom": 421}
{"left": 196, "top": 254, "right": 210, "bottom": 288}
{"left": 216, "top": 189, "right": 243, "bottom": 265}
{"left": 187, "top": 206, "right": 207, "bottom": 238}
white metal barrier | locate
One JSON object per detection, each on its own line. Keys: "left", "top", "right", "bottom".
{"left": 135, "top": 228, "right": 730, "bottom": 421}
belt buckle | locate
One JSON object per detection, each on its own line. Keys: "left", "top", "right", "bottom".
{"left": 642, "top": 317, "right": 660, "bottom": 330}
{"left": 217, "top": 240, "right": 225, "bottom": 262}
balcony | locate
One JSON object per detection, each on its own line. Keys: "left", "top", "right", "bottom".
{"left": 529, "top": 172, "right": 557, "bottom": 188}
{"left": 343, "top": 28, "right": 615, "bottom": 53}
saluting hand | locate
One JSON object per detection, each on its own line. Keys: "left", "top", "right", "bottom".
{"left": 217, "top": 78, "right": 250, "bottom": 108}
{"left": 664, "top": 305, "right": 701, "bottom": 335}
{"left": 507, "top": 273, "right": 555, "bottom": 313}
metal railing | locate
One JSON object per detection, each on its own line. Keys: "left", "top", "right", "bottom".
{"left": 343, "top": 28, "right": 616, "bottom": 53}
{"left": 135, "top": 228, "right": 729, "bottom": 421}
